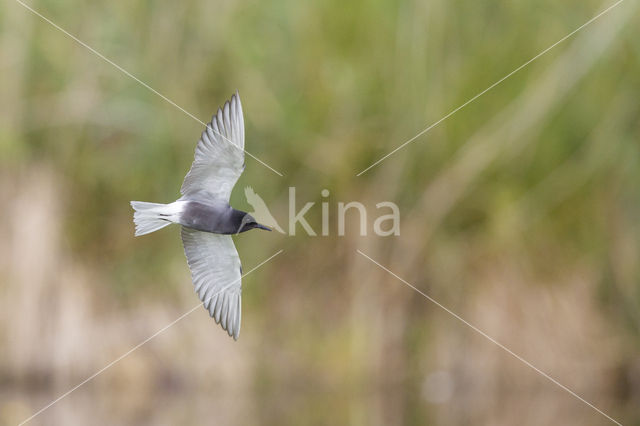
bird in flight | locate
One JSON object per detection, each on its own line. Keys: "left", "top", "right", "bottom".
{"left": 130, "top": 92, "right": 271, "bottom": 340}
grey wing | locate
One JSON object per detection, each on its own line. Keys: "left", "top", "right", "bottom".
{"left": 181, "top": 92, "right": 245, "bottom": 202}
{"left": 181, "top": 227, "right": 242, "bottom": 340}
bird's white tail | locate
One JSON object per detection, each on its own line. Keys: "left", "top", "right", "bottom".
{"left": 130, "top": 201, "right": 179, "bottom": 236}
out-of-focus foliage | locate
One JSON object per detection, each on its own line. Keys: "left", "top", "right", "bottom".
{"left": 1, "top": 0, "right": 639, "bottom": 424}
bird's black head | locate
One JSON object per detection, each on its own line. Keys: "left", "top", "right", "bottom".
{"left": 234, "top": 211, "right": 272, "bottom": 234}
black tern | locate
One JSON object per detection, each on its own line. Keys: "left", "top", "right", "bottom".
{"left": 131, "top": 92, "right": 271, "bottom": 340}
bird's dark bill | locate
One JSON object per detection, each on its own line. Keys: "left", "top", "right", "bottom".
{"left": 255, "top": 223, "right": 272, "bottom": 231}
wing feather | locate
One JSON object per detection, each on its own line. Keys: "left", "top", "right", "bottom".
{"left": 181, "top": 92, "right": 245, "bottom": 202}
{"left": 181, "top": 226, "right": 242, "bottom": 340}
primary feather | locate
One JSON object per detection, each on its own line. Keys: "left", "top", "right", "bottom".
{"left": 181, "top": 227, "right": 242, "bottom": 339}
{"left": 181, "top": 92, "right": 245, "bottom": 202}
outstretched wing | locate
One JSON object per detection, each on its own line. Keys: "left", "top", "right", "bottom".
{"left": 181, "top": 92, "right": 245, "bottom": 202}
{"left": 181, "top": 226, "right": 242, "bottom": 340}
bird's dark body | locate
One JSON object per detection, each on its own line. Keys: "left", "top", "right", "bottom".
{"left": 179, "top": 200, "right": 254, "bottom": 234}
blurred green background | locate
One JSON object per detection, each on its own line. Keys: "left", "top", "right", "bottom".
{"left": 1, "top": 0, "right": 640, "bottom": 424}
